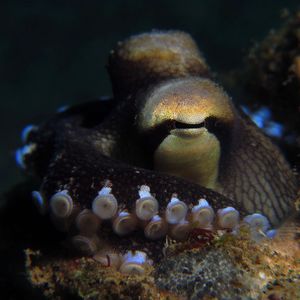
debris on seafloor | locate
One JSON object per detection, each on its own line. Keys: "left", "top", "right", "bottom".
{"left": 25, "top": 249, "right": 169, "bottom": 300}
{"left": 26, "top": 218, "right": 300, "bottom": 300}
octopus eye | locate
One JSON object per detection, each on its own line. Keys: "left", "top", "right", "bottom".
{"left": 119, "top": 251, "right": 150, "bottom": 275}
{"left": 144, "top": 215, "right": 168, "bottom": 240}
{"left": 92, "top": 187, "right": 118, "bottom": 220}
{"left": 243, "top": 213, "right": 270, "bottom": 232}
{"left": 135, "top": 185, "right": 159, "bottom": 221}
{"left": 112, "top": 211, "right": 138, "bottom": 236}
{"left": 168, "top": 219, "right": 191, "bottom": 241}
{"left": 75, "top": 209, "right": 101, "bottom": 236}
{"left": 49, "top": 190, "right": 74, "bottom": 218}
{"left": 165, "top": 195, "right": 188, "bottom": 224}
{"left": 217, "top": 207, "right": 240, "bottom": 229}
{"left": 31, "top": 190, "right": 47, "bottom": 215}
{"left": 173, "top": 120, "right": 205, "bottom": 130}
{"left": 191, "top": 199, "right": 215, "bottom": 228}
{"left": 72, "top": 235, "right": 99, "bottom": 255}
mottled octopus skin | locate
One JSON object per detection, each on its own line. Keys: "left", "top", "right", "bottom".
{"left": 23, "top": 30, "right": 297, "bottom": 240}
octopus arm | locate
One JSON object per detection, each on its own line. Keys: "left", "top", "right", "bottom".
{"left": 40, "top": 128, "right": 244, "bottom": 214}
{"left": 219, "top": 112, "right": 298, "bottom": 225}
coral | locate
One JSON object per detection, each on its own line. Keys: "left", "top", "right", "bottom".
{"left": 155, "top": 219, "right": 300, "bottom": 299}
{"left": 25, "top": 220, "right": 300, "bottom": 299}
{"left": 239, "top": 10, "right": 300, "bottom": 166}
{"left": 26, "top": 249, "right": 166, "bottom": 300}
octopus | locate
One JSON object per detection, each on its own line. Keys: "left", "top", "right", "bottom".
{"left": 15, "top": 31, "right": 298, "bottom": 275}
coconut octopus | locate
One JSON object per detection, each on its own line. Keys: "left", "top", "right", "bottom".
{"left": 15, "top": 31, "right": 298, "bottom": 275}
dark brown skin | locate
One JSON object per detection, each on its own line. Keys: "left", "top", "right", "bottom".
{"left": 24, "top": 30, "right": 297, "bottom": 227}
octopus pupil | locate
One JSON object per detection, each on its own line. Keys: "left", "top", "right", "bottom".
{"left": 174, "top": 121, "right": 205, "bottom": 129}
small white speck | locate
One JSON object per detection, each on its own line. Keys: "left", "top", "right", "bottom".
{"left": 258, "top": 271, "right": 266, "bottom": 280}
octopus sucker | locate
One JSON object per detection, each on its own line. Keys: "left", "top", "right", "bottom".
{"left": 165, "top": 195, "right": 188, "bottom": 224}
{"left": 49, "top": 190, "right": 74, "bottom": 218}
{"left": 31, "top": 190, "right": 47, "bottom": 215}
{"left": 75, "top": 209, "right": 101, "bottom": 237}
{"left": 190, "top": 199, "right": 215, "bottom": 229}
{"left": 144, "top": 215, "right": 168, "bottom": 240}
{"left": 217, "top": 207, "right": 240, "bottom": 229}
{"left": 135, "top": 185, "right": 159, "bottom": 221}
{"left": 71, "top": 234, "right": 100, "bottom": 256}
{"left": 119, "top": 250, "right": 153, "bottom": 275}
{"left": 16, "top": 30, "right": 298, "bottom": 268}
{"left": 112, "top": 210, "right": 138, "bottom": 236}
{"left": 92, "top": 185, "right": 118, "bottom": 220}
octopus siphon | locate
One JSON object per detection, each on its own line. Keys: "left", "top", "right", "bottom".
{"left": 15, "top": 31, "right": 298, "bottom": 275}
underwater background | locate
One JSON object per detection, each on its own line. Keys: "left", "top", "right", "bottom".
{"left": 1, "top": 2, "right": 300, "bottom": 299}
{"left": 1, "top": 0, "right": 300, "bottom": 201}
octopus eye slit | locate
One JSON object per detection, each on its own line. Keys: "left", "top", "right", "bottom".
{"left": 174, "top": 121, "right": 205, "bottom": 129}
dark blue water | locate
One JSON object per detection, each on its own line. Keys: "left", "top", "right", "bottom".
{"left": 1, "top": 0, "right": 299, "bottom": 199}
